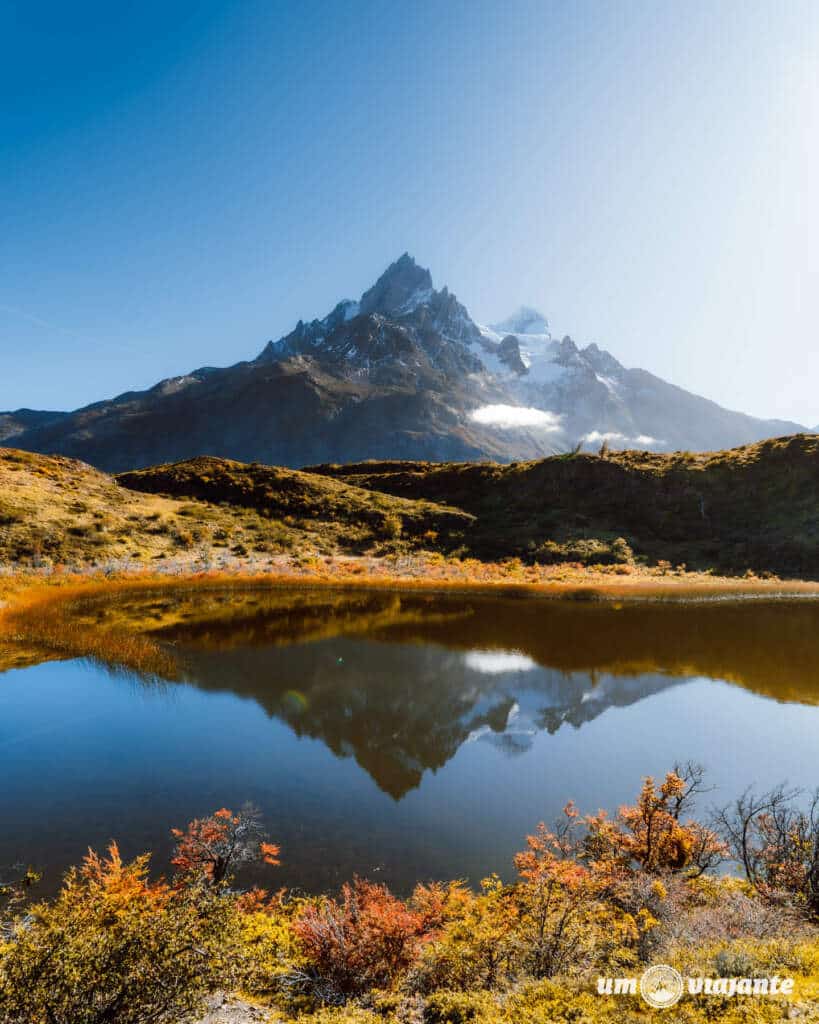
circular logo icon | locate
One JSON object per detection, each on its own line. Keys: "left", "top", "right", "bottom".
{"left": 640, "top": 965, "right": 684, "bottom": 1009}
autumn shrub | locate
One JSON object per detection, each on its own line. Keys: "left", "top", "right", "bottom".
{"left": 170, "top": 526, "right": 195, "bottom": 549}
{"left": 234, "top": 887, "right": 309, "bottom": 1001}
{"left": 294, "top": 878, "right": 432, "bottom": 1003}
{"left": 714, "top": 937, "right": 819, "bottom": 977}
{"left": 0, "top": 866, "right": 40, "bottom": 940}
{"left": 422, "top": 988, "right": 499, "bottom": 1024}
{"left": 530, "top": 537, "right": 634, "bottom": 567}
{"left": 663, "top": 876, "right": 794, "bottom": 947}
{"left": 582, "top": 765, "right": 726, "bottom": 877}
{"left": 512, "top": 807, "right": 637, "bottom": 978}
{"left": 171, "top": 804, "right": 280, "bottom": 885}
{"left": 412, "top": 877, "right": 519, "bottom": 993}
{"left": 500, "top": 978, "right": 630, "bottom": 1024}
{"left": 716, "top": 786, "right": 819, "bottom": 917}
{"left": 298, "top": 1008, "right": 385, "bottom": 1024}
{"left": 381, "top": 513, "right": 403, "bottom": 540}
{"left": 0, "top": 843, "right": 238, "bottom": 1024}
{"left": 3, "top": 776, "right": 819, "bottom": 1023}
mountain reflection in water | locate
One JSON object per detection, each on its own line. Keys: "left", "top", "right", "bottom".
{"left": 127, "top": 588, "right": 819, "bottom": 798}
{"left": 4, "top": 587, "right": 819, "bottom": 894}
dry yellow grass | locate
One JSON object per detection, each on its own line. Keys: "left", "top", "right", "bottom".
{"left": 0, "top": 448, "right": 203, "bottom": 563}
{"left": 0, "top": 447, "right": 468, "bottom": 571}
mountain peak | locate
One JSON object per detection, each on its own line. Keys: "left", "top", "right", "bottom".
{"left": 491, "top": 307, "right": 550, "bottom": 336}
{"left": 359, "top": 253, "right": 434, "bottom": 316}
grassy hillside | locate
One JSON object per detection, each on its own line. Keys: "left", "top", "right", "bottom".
{"left": 0, "top": 449, "right": 470, "bottom": 569}
{"left": 118, "top": 456, "right": 471, "bottom": 542}
{"left": 310, "top": 434, "right": 819, "bottom": 574}
{"left": 2, "top": 435, "right": 818, "bottom": 576}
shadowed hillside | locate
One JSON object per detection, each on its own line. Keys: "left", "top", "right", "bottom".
{"left": 310, "top": 433, "right": 819, "bottom": 575}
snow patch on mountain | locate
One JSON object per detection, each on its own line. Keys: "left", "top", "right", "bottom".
{"left": 520, "top": 341, "right": 570, "bottom": 385}
{"left": 475, "top": 324, "right": 567, "bottom": 384}
{"left": 153, "top": 375, "right": 202, "bottom": 397}
{"left": 491, "top": 307, "right": 550, "bottom": 336}
{"left": 594, "top": 374, "right": 620, "bottom": 396}
{"left": 396, "top": 286, "right": 433, "bottom": 315}
{"left": 469, "top": 404, "right": 562, "bottom": 430}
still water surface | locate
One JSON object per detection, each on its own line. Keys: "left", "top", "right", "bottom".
{"left": 2, "top": 588, "right": 818, "bottom": 893}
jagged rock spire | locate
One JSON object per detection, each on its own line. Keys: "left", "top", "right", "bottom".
{"left": 359, "top": 253, "right": 433, "bottom": 316}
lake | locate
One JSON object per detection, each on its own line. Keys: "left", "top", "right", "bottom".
{"left": 2, "top": 586, "right": 818, "bottom": 895}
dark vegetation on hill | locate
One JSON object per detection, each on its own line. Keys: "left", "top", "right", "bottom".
{"left": 310, "top": 434, "right": 819, "bottom": 575}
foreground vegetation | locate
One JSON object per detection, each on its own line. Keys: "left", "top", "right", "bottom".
{"left": 2, "top": 769, "right": 818, "bottom": 1023}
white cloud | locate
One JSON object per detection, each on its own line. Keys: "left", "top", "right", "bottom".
{"left": 464, "top": 650, "right": 538, "bottom": 674}
{"left": 583, "top": 429, "right": 663, "bottom": 447}
{"left": 469, "top": 404, "right": 563, "bottom": 430}
{"left": 583, "top": 430, "right": 626, "bottom": 444}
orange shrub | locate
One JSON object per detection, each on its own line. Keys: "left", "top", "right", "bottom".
{"left": 171, "top": 805, "right": 280, "bottom": 886}
{"left": 293, "top": 878, "right": 432, "bottom": 1002}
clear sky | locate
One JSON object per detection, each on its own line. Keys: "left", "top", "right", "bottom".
{"left": 2, "top": 0, "right": 817, "bottom": 424}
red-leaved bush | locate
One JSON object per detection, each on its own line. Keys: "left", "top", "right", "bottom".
{"left": 293, "top": 878, "right": 432, "bottom": 1001}
{"left": 171, "top": 805, "right": 280, "bottom": 885}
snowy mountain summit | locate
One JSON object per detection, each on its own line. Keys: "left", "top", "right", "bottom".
{"left": 254, "top": 254, "right": 801, "bottom": 458}
{"left": 4, "top": 254, "right": 804, "bottom": 471}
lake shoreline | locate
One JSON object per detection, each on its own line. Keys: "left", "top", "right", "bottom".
{"left": 1, "top": 553, "right": 818, "bottom": 668}
{"left": 3, "top": 558, "right": 819, "bottom": 618}
{"left": 3, "top": 560, "right": 819, "bottom": 676}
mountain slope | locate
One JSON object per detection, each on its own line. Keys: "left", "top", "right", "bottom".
{"left": 0, "top": 408, "right": 68, "bottom": 442}
{"left": 6, "top": 255, "right": 803, "bottom": 470}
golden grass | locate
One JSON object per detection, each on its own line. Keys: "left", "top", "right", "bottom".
{"left": 0, "top": 580, "right": 181, "bottom": 679}
{"left": 0, "top": 446, "right": 470, "bottom": 571}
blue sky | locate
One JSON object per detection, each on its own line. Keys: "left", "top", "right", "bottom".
{"left": 2, "top": 0, "right": 817, "bottom": 423}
